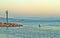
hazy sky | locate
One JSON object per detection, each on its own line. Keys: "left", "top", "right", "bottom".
{"left": 0, "top": 0, "right": 60, "bottom": 17}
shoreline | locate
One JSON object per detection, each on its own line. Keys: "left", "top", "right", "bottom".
{"left": 0, "top": 22, "right": 23, "bottom": 27}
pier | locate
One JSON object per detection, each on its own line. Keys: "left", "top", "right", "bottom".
{"left": 0, "top": 10, "right": 23, "bottom": 27}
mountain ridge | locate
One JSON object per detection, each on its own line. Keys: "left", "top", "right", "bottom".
{"left": 0, "top": 17, "right": 60, "bottom": 22}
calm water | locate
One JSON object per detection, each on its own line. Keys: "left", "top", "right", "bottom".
{"left": 0, "top": 22, "right": 60, "bottom": 38}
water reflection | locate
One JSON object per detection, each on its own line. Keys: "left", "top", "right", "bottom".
{"left": 0, "top": 26, "right": 60, "bottom": 38}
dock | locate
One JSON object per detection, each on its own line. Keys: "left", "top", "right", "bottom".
{"left": 0, "top": 22, "right": 23, "bottom": 27}
{"left": 0, "top": 10, "right": 23, "bottom": 27}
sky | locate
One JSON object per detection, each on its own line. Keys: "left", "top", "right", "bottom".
{"left": 0, "top": 0, "right": 60, "bottom": 17}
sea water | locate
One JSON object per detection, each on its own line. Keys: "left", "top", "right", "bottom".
{"left": 0, "top": 22, "right": 60, "bottom": 38}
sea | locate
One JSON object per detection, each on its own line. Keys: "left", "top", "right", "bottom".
{"left": 0, "top": 22, "right": 60, "bottom": 38}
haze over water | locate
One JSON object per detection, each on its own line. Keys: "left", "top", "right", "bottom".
{"left": 0, "top": 0, "right": 60, "bottom": 17}
{"left": 0, "top": 0, "right": 60, "bottom": 38}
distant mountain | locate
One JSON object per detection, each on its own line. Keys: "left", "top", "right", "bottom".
{"left": 0, "top": 17, "right": 14, "bottom": 22}
{"left": 0, "top": 17, "right": 60, "bottom": 22}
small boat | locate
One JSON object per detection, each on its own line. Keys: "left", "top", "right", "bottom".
{"left": 0, "top": 22, "right": 23, "bottom": 27}
{"left": 39, "top": 24, "right": 40, "bottom": 27}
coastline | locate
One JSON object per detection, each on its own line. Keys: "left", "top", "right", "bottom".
{"left": 0, "top": 22, "right": 23, "bottom": 27}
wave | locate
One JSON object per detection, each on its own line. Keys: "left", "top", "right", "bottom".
{"left": 0, "top": 34, "right": 21, "bottom": 38}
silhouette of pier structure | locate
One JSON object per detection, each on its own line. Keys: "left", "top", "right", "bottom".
{"left": 0, "top": 10, "right": 23, "bottom": 27}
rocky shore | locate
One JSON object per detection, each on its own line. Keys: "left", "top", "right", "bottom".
{"left": 0, "top": 22, "right": 23, "bottom": 27}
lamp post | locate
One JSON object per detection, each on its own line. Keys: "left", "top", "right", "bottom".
{"left": 6, "top": 10, "right": 8, "bottom": 26}
{"left": 6, "top": 10, "right": 9, "bottom": 38}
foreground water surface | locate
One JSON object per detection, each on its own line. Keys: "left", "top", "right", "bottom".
{"left": 0, "top": 22, "right": 60, "bottom": 38}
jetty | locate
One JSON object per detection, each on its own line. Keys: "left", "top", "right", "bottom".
{"left": 0, "top": 10, "right": 23, "bottom": 27}
{"left": 0, "top": 22, "right": 23, "bottom": 27}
